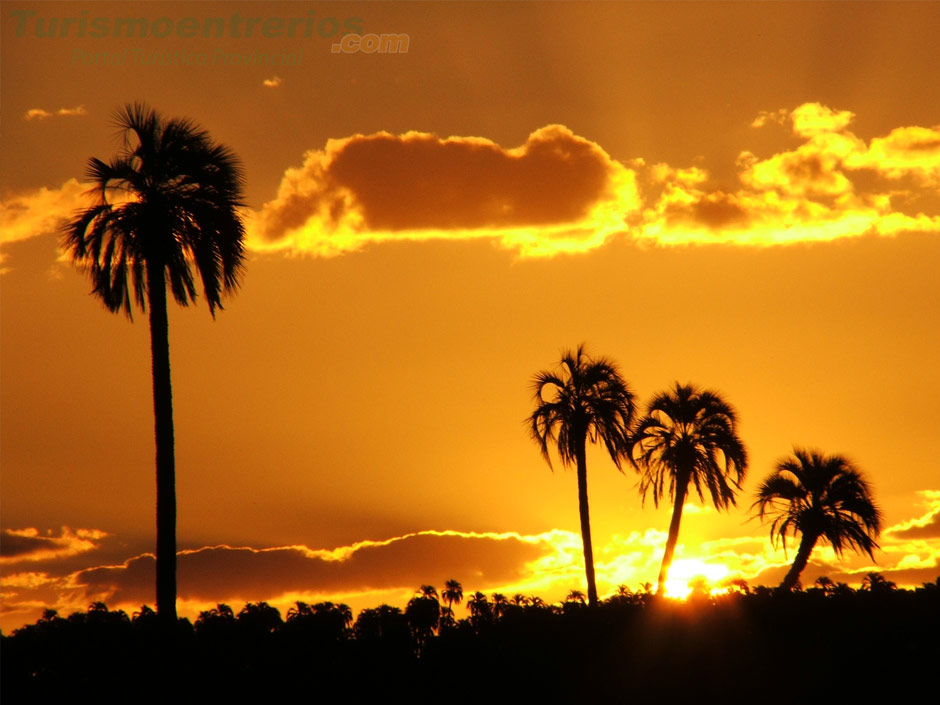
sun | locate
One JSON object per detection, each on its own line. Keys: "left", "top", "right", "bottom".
{"left": 662, "top": 558, "right": 731, "bottom": 600}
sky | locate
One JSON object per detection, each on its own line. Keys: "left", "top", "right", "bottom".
{"left": 2, "top": 0, "right": 939, "bottom": 632}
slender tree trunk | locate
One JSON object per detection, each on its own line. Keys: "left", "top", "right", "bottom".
{"left": 778, "top": 532, "right": 817, "bottom": 592}
{"left": 575, "top": 433, "right": 598, "bottom": 607}
{"left": 656, "top": 473, "right": 689, "bottom": 596}
{"left": 147, "top": 259, "right": 177, "bottom": 624}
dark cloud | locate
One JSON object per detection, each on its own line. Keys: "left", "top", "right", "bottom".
{"left": 0, "top": 527, "right": 107, "bottom": 564}
{"left": 328, "top": 128, "right": 610, "bottom": 230}
{"left": 255, "top": 124, "right": 628, "bottom": 246}
{"left": 0, "top": 531, "right": 54, "bottom": 558}
{"left": 73, "top": 531, "right": 548, "bottom": 605}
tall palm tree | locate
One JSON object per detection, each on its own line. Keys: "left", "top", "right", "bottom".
{"left": 62, "top": 103, "right": 246, "bottom": 623}
{"left": 529, "top": 344, "right": 636, "bottom": 607}
{"left": 630, "top": 383, "right": 747, "bottom": 596}
{"left": 753, "top": 448, "right": 882, "bottom": 592}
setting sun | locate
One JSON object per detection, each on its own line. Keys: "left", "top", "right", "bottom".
{"left": 661, "top": 558, "right": 731, "bottom": 600}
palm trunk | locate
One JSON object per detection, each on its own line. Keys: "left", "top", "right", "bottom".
{"left": 575, "top": 433, "right": 599, "bottom": 607}
{"left": 147, "top": 259, "right": 177, "bottom": 624}
{"left": 778, "top": 532, "right": 817, "bottom": 592}
{"left": 656, "top": 473, "right": 689, "bottom": 596}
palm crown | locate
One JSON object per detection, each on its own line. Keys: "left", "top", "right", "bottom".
{"left": 63, "top": 102, "right": 246, "bottom": 317}
{"left": 632, "top": 383, "right": 747, "bottom": 510}
{"left": 754, "top": 448, "right": 882, "bottom": 591}
{"left": 529, "top": 344, "right": 635, "bottom": 472}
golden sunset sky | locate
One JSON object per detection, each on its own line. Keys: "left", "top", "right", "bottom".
{"left": 2, "top": 1, "right": 939, "bottom": 632}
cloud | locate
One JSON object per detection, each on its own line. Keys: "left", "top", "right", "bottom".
{"left": 263, "top": 76, "right": 282, "bottom": 87}
{"left": 0, "top": 527, "right": 109, "bottom": 565}
{"left": 885, "top": 490, "right": 940, "bottom": 539}
{"left": 24, "top": 105, "right": 87, "bottom": 121}
{"left": 69, "top": 530, "right": 552, "bottom": 607}
{"left": 636, "top": 103, "right": 940, "bottom": 246}
{"left": 0, "top": 179, "right": 85, "bottom": 247}
{"left": 247, "top": 124, "right": 641, "bottom": 257}
{"left": 849, "top": 125, "right": 940, "bottom": 186}
{"left": 790, "top": 103, "right": 855, "bottom": 137}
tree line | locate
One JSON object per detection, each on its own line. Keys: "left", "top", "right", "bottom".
{"left": 4, "top": 577, "right": 937, "bottom": 700}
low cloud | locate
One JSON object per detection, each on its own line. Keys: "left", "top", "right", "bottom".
{"left": 0, "top": 179, "right": 84, "bottom": 247}
{"left": 70, "top": 529, "right": 551, "bottom": 607}
{"left": 0, "top": 527, "right": 109, "bottom": 565}
{"left": 885, "top": 490, "right": 940, "bottom": 540}
{"left": 24, "top": 105, "right": 87, "bottom": 121}
{"left": 262, "top": 76, "right": 282, "bottom": 88}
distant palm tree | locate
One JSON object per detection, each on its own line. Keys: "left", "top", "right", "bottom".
{"left": 442, "top": 579, "right": 463, "bottom": 613}
{"left": 439, "top": 606, "right": 456, "bottom": 632}
{"left": 529, "top": 344, "right": 636, "bottom": 606}
{"left": 630, "top": 383, "right": 748, "bottom": 595}
{"left": 406, "top": 586, "right": 441, "bottom": 653}
{"left": 753, "top": 448, "right": 882, "bottom": 592}
{"left": 417, "top": 584, "right": 439, "bottom": 600}
{"left": 528, "top": 596, "right": 547, "bottom": 609}
{"left": 237, "top": 602, "right": 282, "bottom": 636}
{"left": 466, "top": 591, "right": 492, "bottom": 631}
{"left": 565, "top": 589, "right": 586, "bottom": 605}
{"left": 62, "top": 103, "right": 246, "bottom": 623}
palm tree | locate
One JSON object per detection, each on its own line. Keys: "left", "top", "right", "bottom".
{"left": 466, "top": 591, "right": 492, "bottom": 632}
{"left": 406, "top": 586, "right": 441, "bottom": 653}
{"left": 442, "top": 579, "right": 463, "bottom": 613}
{"left": 491, "top": 592, "right": 510, "bottom": 620}
{"left": 62, "top": 103, "right": 246, "bottom": 623}
{"left": 630, "top": 383, "right": 747, "bottom": 596}
{"left": 752, "top": 448, "right": 882, "bottom": 592}
{"left": 529, "top": 344, "right": 636, "bottom": 607}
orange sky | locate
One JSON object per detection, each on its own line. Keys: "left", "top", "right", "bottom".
{"left": 2, "top": 1, "right": 939, "bottom": 632}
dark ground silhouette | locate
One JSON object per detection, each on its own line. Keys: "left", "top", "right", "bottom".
{"left": 4, "top": 579, "right": 937, "bottom": 703}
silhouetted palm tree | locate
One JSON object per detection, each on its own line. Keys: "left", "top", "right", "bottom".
{"left": 466, "top": 591, "right": 492, "bottom": 631}
{"left": 62, "top": 103, "right": 246, "bottom": 623}
{"left": 565, "top": 590, "right": 586, "bottom": 605}
{"left": 529, "top": 344, "right": 636, "bottom": 606}
{"left": 406, "top": 586, "right": 440, "bottom": 653}
{"left": 753, "top": 448, "right": 882, "bottom": 592}
{"left": 442, "top": 579, "right": 463, "bottom": 614}
{"left": 491, "top": 592, "right": 510, "bottom": 621}
{"left": 630, "top": 383, "right": 747, "bottom": 595}
{"left": 237, "top": 602, "right": 282, "bottom": 636}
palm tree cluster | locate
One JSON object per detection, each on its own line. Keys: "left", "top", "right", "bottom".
{"left": 528, "top": 344, "right": 883, "bottom": 599}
